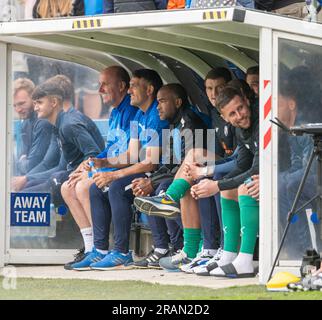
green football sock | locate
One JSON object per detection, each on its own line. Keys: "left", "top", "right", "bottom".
{"left": 183, "top": 228, "right": 202, "bottom": 259}
{"left": 238, "top": 195, "right": 259, "bottom": 254}
{"left": 221, "top": 197, "right": 240, "bottom": 253}
{"left": 166, "top": 178, "right": 191, "bottom": 203}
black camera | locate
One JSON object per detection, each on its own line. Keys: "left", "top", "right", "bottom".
{"left": 290, "top": 123, "right": 322, "bottom": 136}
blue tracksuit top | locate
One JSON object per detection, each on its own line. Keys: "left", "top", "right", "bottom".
{"left": 130, "top": 100, "right": 169, "bottom": 151}
{"left": 96, "top": 94, "right": 138, "bottom": 159}
{"left": 56, "top": 106, "right": 105, "bottom": 171}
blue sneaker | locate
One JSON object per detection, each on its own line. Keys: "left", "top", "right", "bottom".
{"left": 134, "top": 194, "right": 180, "bottom": 219}
{"left": 90, "top": 250, "right": 134, "bottom": 270}
{"left": 71, "top": 248, "right": 107, "bottom": 271}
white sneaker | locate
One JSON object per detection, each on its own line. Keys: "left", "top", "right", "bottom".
{"left": 213, "top": 247, "right": 223, "bottom": 261}
{"left": 194, "top": 248, "right": 222, "bottom": 276}
{"left": 180, "top": 251, "right": 213, "bottom": 274}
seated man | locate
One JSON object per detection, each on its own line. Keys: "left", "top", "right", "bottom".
{"left": 12, "top": 75, "right": 74, "bottom": 192}
{"left": 245, "top": 66, "right": 259, "bottom": 99}
{"left": 277, "top": 66, "right": 322, "bottom": 259}
{"left": 12, "top": 78, "right": 53, "bottom": 179}
{"left": 136, "top": 86, "right": 259, "bottom": 278}
{"left": 178, "top": 79, "right": 257, "bottom": 273}
{"left": 132, "top": 83, "right": 209, "bottom": 268}
{"left": 61, "top": 66, "right": 138, "bottom": 268}
{"left": 71, "top": 69, "right": 169, "bottom": 271}
{"left": 22, "top": 75, "right": 105, "bottom": 196}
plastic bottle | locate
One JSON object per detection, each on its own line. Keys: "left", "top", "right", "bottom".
{"left": 89, "top": 160, "right": 109, "bottom": 192}
{"left": 88, "top": 160, "right": 97, "bottom": 178}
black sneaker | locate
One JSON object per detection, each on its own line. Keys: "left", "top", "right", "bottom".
{"left": 64, "top": 247, "right": 86, "bottom": 270}
{"left": 134, "top": 249, "right": 169, "bottom": 269}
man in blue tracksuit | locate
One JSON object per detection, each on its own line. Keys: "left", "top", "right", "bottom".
{"left": 12, "top": 78, "right": 53, "bottom": 182}
{"left": 25, "top": 76, "right": 105, "bottom": 195}
{"left": 61, "top": 66, "right": 138, "bottom": 268}
{"left": 72, "top": 69, "right": 169, "bottom": 271}
{"left": 12, "top": 75, "right": 74, "bottom": 192}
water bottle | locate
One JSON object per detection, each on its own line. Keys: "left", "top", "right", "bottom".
{"left": 89, "top": 160, "right": 109, "bottom": 192}
{"left": 88, "top": 160, "right": 97, "bottom": 178}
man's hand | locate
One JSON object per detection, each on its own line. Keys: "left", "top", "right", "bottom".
{"left": 183, "top": 162, "right": 206, "bottom": 181}
{"left": 67, "top": 170, "right": 88, "bottom": 188}
{"left": 190, "top": 179, "right": 219, "bottom": 199}
{"left": 11, "top": 176, "right": 27, "bottom": 191}
{"left": 82, "top": 157, "right": 109, "bottom": 171}
{"left": 247, "top": 174, "right": 259, "bottom": 201}
{"left": 132, "top": 177, "right": 154, "bottom": 196}
{"left": 92, "top": 171, "right": 117, "bottom": 189}
{"left": 91, "top": 157, "right": 109, "bottom": 169}
{"left": 77, "top": 158, "right": 92, "bottom": 172}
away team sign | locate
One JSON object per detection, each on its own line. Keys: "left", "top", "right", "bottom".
{"left": 11, "top": 193, "right": 50, "bottom": 227}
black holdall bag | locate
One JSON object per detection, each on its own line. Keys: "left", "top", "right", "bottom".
{"left": 114, "top": 0, "right": 157, "bottom": 13}
{"left": 300, "top": 249, "right": 321, "bottom": 277}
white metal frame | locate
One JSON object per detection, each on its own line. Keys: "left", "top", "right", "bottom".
{"left": 0, "top": 42, "right": 8, "bottom": 268}
{"left": 259, "top": 28, "right": 273, "bottom": 284}
{"left": 270, "top": 31, "right": 322, "bottom": 276}
{"left": 6, "top": 249, "right": 77, "bottom": 265}
{"left": 4, "top": 44, "right": 13, "bottom": 266}
{"left": 0, "top": 8, "right": 236, "bottom": 34}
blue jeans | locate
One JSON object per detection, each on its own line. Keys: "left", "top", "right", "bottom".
{"left": 147, "top": 179, "right": 183, "bottom": 250}
{"left": 198, "top": 196, "right": 221, "bottom": 249}
{"left": 90, "top": 173, "right": 145, "bottom": 252}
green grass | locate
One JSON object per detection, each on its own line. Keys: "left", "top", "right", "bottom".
{"left": 0, "top": 277, "right": 322, "bottom": 300}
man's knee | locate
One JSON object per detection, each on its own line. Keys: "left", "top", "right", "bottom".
{"left": 184, "top": 148, "right": 205, "bottom": 164}
{"left": 221, "top": 188, "right": 238, "bottom": 201}
{"left": 61, "top": 181, "right": 72, "bottom": 200}
{"left": 238, "top": 184, "right": 248, "bottom": 196}
{"left": 75, "top": 179, "right": 92, "bottom": 199}
{"left": 184, "top": 148, "right": 195, "bottom": 161}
